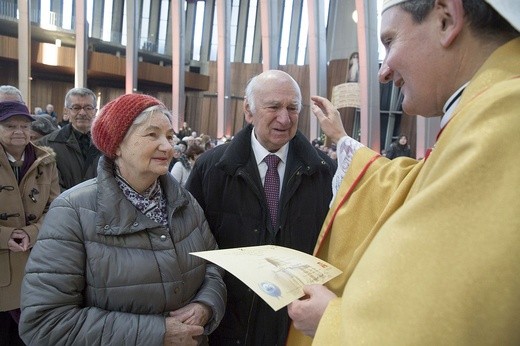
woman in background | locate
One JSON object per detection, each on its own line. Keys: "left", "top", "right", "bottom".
{"left": 171, "top": 144, "right": 204, "bottom": 187}
{"left": 30, "top": 113, "right": 59, "bottom": 141}
{"left": 0, "top": 101, "right": 59, "bottom": 345}
{"left": 385, "top": 134, "right": 412, "bottom": 159}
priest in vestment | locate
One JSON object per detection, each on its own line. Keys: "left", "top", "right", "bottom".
{"left": 287, "top": 0, "right": 520, "bottom": 344}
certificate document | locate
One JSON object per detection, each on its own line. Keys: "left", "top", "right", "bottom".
{"left": 191, "top": 245, "right": 342, "bottom": 311}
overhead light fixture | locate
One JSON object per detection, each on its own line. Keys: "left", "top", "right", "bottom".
{"left": 352, "top": 10, "right": 358, "bottom": 23}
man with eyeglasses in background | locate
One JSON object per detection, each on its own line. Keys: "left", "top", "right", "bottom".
{"left": 37, "top": 87, "right": 101, "bottom": 191}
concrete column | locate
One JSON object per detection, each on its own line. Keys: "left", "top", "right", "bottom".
{"left": 327, "top": 0, "right": 358, "bottom": 60}
{"left": 198, "top": 0, "right": 215, "bottom": 73}
{"left": 126, "top": 0, "right": 138, "bottom": 94}
{"left": 111, "top": 0, "right": 125, "bottom": 43}
{"left": 251, "top": 3, "right": 262, "bottom": 64}
{"left": 185, "top": 1, "right": 196, "bottom": 62}
{"left": 355, "top": 0, "right": 380, "bottom": 151}
{"left": 286, "top": 0, "right": 302, "bottom": 65}
{"left": 258, "top": 0, "right": 279, "bottom": 70}
{"left": 234, "top": 0, "right": 250, "bottom": 63}
{"left": 171, "top": 0, "right": 185, "bottom": 129}
{"left": 149, "top": 0, "right": 161, "bottom": 51}
{"left": 307, "top": 0, "right": 327, "bottom": 140}
{"left": 216, "top": 0, "right": 231, "bottom": 137}
{"left": 18, "top": 0, "right": 31, "bottom": 105}
{"left": 75, "top": 0, "right": 88, "bottom": 88}
{"left": 91, "top": 0, "right": 104, "bottom": 39}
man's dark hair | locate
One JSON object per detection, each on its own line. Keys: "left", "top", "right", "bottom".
{"left": 185, "top": 144, "right": 205, "bottom": 160}
{"left": 401, "top": 0, "right": 518, "bottom": 40}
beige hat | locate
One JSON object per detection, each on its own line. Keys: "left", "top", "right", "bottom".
{"left": 382, "top": 0, "right": 520, "bottom": 31}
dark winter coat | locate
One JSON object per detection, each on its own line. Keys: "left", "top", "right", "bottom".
{"left": 37, "top": 124, "right": 101, "bottom": 191}
{"left": 186, "top": 125, "right": 335, "bottom": 345}
{"left": 386, "top": 142, "right": 412, "bottom": 159}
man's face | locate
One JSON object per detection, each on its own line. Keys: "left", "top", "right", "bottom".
{"left": 378, "top": 6, "right": 446, "bottom": 117}
{"left": 66, "top": 95, "right": 97, "bottom": 134}
{"left": 245, "top": 78, "right": 300, "bottom": 152}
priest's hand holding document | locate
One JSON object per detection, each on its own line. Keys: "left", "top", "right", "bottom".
{"left": 190, "top": 245, "right": 342, "bottom": 312}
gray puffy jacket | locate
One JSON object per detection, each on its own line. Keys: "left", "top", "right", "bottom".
{"left": 19, "top": 156, "right": 226, "bottom": 345}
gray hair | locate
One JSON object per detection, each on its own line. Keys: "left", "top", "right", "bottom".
{"left": 244, "top": 70, "right": 302, "bottom": 114}
{"left": 0, "top": 85, "right": 23, "bottom": 102}
{"left": 124, "top": 105, "right": 173, "bottom": 139}
{"left": 64, "top": 87, "right": 97, "bottom": 108}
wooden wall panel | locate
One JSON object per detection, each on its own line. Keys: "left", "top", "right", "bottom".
{"left": 0, "top": 36, "right": 18, "bottom": 59}
{"left": 184, "top": 92, "right": 203, "bottom": 136}
{"left": 88, "top": 52, "right": 126, "bottom": 77}
{"left": 156, "top": 91, "right": 173, "bottom": 109}
{"left": 207, "top": 97, "right": 219, "bottom": 136}
{"left": 197, "top": 94, "right": 212, "bottom": 135}
{"left": 31, "top": 79, "right": 72, "bottom": 121}
{"left": 33, "top": 42, "right": 75, "bottom": 72}
{"left": 0, "top": 59, "right": 73, "bottom": 120}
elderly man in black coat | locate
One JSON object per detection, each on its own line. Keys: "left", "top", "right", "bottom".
{"left": 186, "top": 70, "right": 336, "bottom": 345}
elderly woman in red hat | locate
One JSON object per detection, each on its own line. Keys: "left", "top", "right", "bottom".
{"left": 0, "top": 101, "right": 59, "bottom": 344}
{"left": 19, "top": 94, "right": 226, "bottom": 346}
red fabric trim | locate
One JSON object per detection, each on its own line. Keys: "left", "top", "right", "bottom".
{"left": 314, "top": 154, "right": 381, "bottom": 256}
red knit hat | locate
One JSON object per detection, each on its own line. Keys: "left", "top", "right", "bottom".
{"left": 91, "top": 93, "right": 164, "bottom": 159}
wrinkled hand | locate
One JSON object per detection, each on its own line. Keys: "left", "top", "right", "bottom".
{"left": 8, "top": 229, "right": 30, "bottom": 252}
{"left": 288, "top": 284, "right": 337, "bottom": 337}
{"left": 169, "top": 302, "right": 212, "bottom": 327}
{"left": 311, "top": 96, "right": 347, "bottom": 143}
{"left": 164, "top": 317, "right": 204, "bottom": 346}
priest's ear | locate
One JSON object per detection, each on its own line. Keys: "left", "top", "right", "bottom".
{"left": 435, "top": 0, "right": 465, "bottom": 48}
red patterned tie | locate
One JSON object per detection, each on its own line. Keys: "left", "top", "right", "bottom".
{"left": 264, "top": 154, "right": 281, "bottom": 229}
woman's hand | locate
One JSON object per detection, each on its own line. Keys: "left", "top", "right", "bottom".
{"left": 169, "top": 302, "right": 212, "bottom": 327}
{"left": 287, "top": 284, "right": 337, "bottom": 337}
{"left": 8, "top": 229, "right": 30, "bottom": 252}
{"left": 164, "top": 303, "right": 211, "bottom": 345}
{"left": 163, "top": 317, "right": 204, "bottom": 346}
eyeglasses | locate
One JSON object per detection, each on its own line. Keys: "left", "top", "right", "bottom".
{"left": 67, "top": 105, "right": 96, "bottom": 114}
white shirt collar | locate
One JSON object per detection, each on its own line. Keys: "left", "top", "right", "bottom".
{"left": 6, "top": 151, "right": 25, "bottom": 163}
{"left": 440, "top": 82, "right": 469, "bottom": 129}
{"left": 250, "top": 128, "right": 289, "bottom": 164}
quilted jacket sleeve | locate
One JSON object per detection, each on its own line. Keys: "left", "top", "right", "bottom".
{"left": 19, "top": 197, "right": 166, "bottom": 346}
